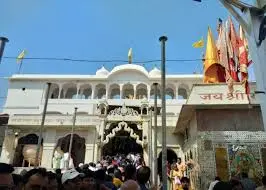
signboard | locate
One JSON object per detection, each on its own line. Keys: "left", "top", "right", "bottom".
{"left": 8, "top": 115, "right": 100, "bottom": 126}
{"left": 187, "top": 84, "right": 258, "bottom": 105}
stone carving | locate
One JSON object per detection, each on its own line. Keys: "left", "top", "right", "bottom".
{"left": 97, "top": 101, "right": 108, "bottom": 115}
{"left": 105, "top": 123, "right": 112, "bottom": 130}
{"left": 108, "top": 104, "right": 139, "bottom": 116}
{"left": 124, "top": 123, "right": 142, "bottom": 145}
{"left": 103, "top": 122, "right": 123, "bottom": 144}
{"left": 137, "top": 124, "right": 143, "bottom": 130}
{"left": 103, "top": 121, "right": 142, "bottom": 145}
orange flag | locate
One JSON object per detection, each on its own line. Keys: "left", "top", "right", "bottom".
{"left": 239, "top": 25, "right": 250, "bottom": 95}
{"left": 228, "top": 17, "right": 240, "bottom": 82}
{"left": 203, "top": 27, "right": 226, "bottom": 83}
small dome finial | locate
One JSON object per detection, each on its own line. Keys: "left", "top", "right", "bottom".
{"left": 128, "top": 48, "right": 133, "bottom": 64}
{"left": 96, "top": 65, "right": 109, "bottom": 76}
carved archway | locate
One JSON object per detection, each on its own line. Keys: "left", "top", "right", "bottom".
{"left": 103, "top": 121, "right": 142, "bottom": 145}
{"left": 141, "top": 104, "right": 149, "bottom": 115}
{"left": 55, "top": 134, "right": 85, "bottom": 167}
{"left": 13, "top": 134, "right": 43, "bottom": 167}
{"left": 102, "top": 122, "right": 143, "bottom": 156}
{"left": 157, "top": 149, "right": 178, "bottom": 178}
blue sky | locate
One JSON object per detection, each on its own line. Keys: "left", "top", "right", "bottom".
{"left": 0, "top": 0, "right": 254, "bottom": 110}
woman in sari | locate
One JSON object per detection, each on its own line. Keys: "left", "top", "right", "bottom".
{"left": 170, "top": 163, "right": 182, "bottom": 190}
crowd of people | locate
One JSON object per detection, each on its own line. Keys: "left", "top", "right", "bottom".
{"left": 1, "top": 152, "right": 266, "bottom": 190}
{"left": 208, "top": 174, "right": 266, "bottom": 190}
{"left": 0, "top": 153, "right": 192, "bottom": 190}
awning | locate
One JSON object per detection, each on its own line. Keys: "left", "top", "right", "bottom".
{"left": 174, "top": 105, "right": 195, "bottom": 134}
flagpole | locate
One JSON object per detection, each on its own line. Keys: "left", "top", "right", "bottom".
{"left": 0, "top": 37, "right": 9, "bottom": 64}
{"left": 148, "top": 107, "right": 153, "bottom": 184}
{"left": 35, "top": 82, "right": 51, "bottom": 167}
{"left": 159, "top": 35, "right": 168, "bottom": 190}
{"left": 18, "top": 60, "right": 23, "bottom": 74}
{"left": 66, "top": 107, "right": 78, "bottom": 169}
{"left": 153, "top": 83, "right": 159, "bottom": 187}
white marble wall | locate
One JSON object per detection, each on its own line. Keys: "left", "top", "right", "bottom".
{"left": 41, "top": 129, "right": 57, "bottom": 168}
{"left": 0, "top": 129, "right": 16, "bottom": 164}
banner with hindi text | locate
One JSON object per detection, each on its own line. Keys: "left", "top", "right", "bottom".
{"left": 187, "top": 83, "right": 258, "bottom": 105}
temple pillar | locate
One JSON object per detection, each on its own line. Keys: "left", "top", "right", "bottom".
{"left": 133, "top": 84, "right": 137, "bottom": 99}
{"left": 120, "top": 84, "right": 123, "bottom": 99}
{"left": 175, "top": 83, "right": 179, "bottom": 99}
{"left": 76, "top": 84, "right": 81, "bottom": 99}
{"left": 142, "top": 120, "right": 149, "bottom": 166}
{"left": 147, "top": 85, "right": 151, "bottom": 100}
{"left": 91, "top": 84, "right": 95, "bottom": 99}
{"left": 84, "top": 124, "right": 102, "bottom": 163}
{"left": 0, "top": 128, "right": 15, "bottom": 164}
{"left": 98, "top": 119, "right": 106, "bottom": 160}
{"left": 58, "top": 84, "right": 63, "bottom": 99}
{"left": 106, "top": 84, "right": 109, "bottom": 99}
{"left": 84, "top": 144, "right": 94, "bottom": 163}
{"left": 41, "top": 128, "right": 56, "bottom": 168}
{"left": 63, "top": 89, "right": 67, "bottom": 99}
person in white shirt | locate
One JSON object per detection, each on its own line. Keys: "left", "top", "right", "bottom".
{"left": 208, "top": 176, "right": 221, "bottom": 190}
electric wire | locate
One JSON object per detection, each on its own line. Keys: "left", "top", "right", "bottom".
{"left": 2, "top": 56, "right": 206, "bottom": 64}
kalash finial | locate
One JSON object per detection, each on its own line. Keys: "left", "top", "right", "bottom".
{"left": 128, "top": 48, "right": 132, "bottom": 64}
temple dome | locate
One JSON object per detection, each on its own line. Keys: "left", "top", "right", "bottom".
{"left": 96, "top": 66, "right": 109, "bottom": 76}
{"left": 109, "top": 64, "right": 149, "bottom": 77}
{"left": 149, "top": 66, "right": 161, "bottom": 77}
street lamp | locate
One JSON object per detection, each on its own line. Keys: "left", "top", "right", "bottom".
{"left": 0, "top": 37, "right": 9, "bottom": 64}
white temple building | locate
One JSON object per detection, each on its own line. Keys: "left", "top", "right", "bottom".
{"left": 0, "top": 64, "right": 202, "bottom": 169}
{"left": 1, "top": 63, "right": 266, "bottom": 189}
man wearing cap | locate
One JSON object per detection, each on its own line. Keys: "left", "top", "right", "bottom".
{"left": 61, "top": 168, "right": 83, "bottom": 190}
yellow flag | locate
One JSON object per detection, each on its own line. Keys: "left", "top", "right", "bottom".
{"left": 128, "top": 48, "right": 132, "bottom": 64}
{"left": 203, "top": 27, "right": 222, "bottom": 83}
{"left": 192, "top": 38, "right": 204, "bottom": 48}
{"left": 204, "top": 28, "right": 219, "bottom": 73}
{"left": 17, "top": 50, "right": 26, "bottom": 64}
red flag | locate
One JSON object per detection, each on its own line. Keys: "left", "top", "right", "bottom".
{"left": 228, "top": 18, "right": 240, "bottom": 82}
{"left": 239, "top": 25, "right": 250, "bottom": 95}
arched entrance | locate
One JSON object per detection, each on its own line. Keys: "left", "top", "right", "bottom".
{"left": 55, "top": 134, "right": 85, "bottom": 167}
{"left": 157, "top": 149, "right": 178, "bottom": 177}
{"left": 102, "top": 130, "right": 143, "bottom": 156}
{"left": 102, "top": 122, "right": 143, "bottom": 156}
{"left": 13, "top": 134, "right": 43, "bottom": 167}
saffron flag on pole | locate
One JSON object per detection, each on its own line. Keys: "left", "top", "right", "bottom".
{"left": 217, "top": 23, "right": 229, "bottom": 71}
{"left": 228, "top": 17, "right": 240, "bottom": 82}
{"left": 203, "top": 27, "right": 225, "bottom": 83}
{"left": 239, "top": 25, "right": 250, "bottom": 95}
{"left": 16, "top": 50, "right": 26, "bottom": 64}
{"left": 192, "top": 38, "right": 204, "bottom": 48}
{"left": 239, "top": 25, "right": 252, "bottom": 67}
